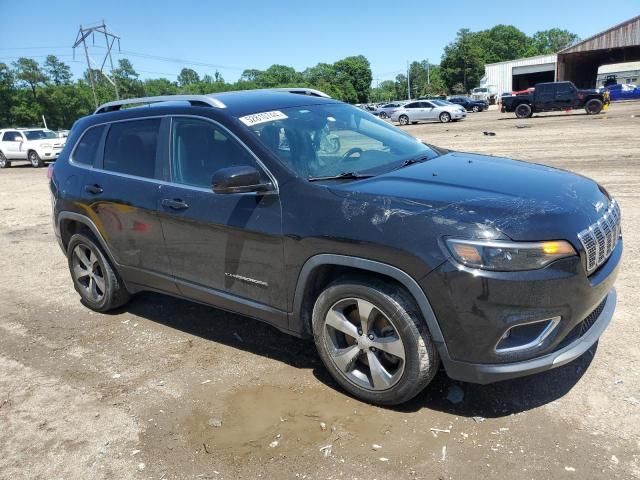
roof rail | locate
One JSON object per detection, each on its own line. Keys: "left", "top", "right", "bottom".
{"left": 94, "top": 94, "right": 226, "bottom": 114}
{"left": 267, "top": 88, "right": 331, "bottom": 98}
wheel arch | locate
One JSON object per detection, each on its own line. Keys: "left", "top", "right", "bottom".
{"left": 58, "top": 212, "right": 117, "bottom": 266}
{"left": 291, "top": 254, "right": 445, "bottom": 345}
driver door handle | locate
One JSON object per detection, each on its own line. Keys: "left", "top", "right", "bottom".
{"left": 84, "top": 184, "right": 103, "bottom": 195}
{"left": 161, "top": 198, "right": 189, "bottom": 210}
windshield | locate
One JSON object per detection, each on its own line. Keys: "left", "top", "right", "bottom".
{"left": 244, "top": 103, "right": 437, "bottom": 179}
{"left": 24, "top": 130, "right": 58, "bottom": 140}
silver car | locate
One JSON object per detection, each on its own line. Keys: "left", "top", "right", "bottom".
{"left": 390, "top": 100, "right": 466, "bottom": 125}
{"left": 377, "top": 101, "right": 407, "bottom": 119}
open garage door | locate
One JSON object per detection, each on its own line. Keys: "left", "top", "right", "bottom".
{"left": 512, "top": 63, "right": 555, "bottom": 90}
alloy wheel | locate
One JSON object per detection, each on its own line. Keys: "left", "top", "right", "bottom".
{"left": 29, "top": 152, "right": 40, "bottom": 167}
{"left": 323, "top": 297, "right": 406, "bottom": 391}
{"left": 71, "top": 244, "right": 106, "bottom": 302}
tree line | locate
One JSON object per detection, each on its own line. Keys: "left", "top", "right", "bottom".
{"left": 0, "top": 25, "right": 577, "bottom": 130}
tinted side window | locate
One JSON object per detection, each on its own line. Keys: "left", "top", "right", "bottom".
{"left": 103, "top": 119, "right": 161, "bottom": 179}
{"left": 72, "top": 125, "right": 105, "bottom": 165}
{"left": 2, "top": 131, "right": 20, "bottom": 141}
{"left": 171, "top": 117, "right": 261, "bottom": 188}
{"left": 405, "top": 102, "right": 419, "bottom": 109}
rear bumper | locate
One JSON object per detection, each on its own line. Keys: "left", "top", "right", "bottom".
{"left": 439, "top": 288, "right": 616, "bottom": 384}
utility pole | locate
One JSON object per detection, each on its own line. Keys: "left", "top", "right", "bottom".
{"left": 73, "top": 21, "right": 121, "bottom": 108}
{"left": 407, "top": 61, "right": 411, "bottom": 100}
{"left": 427, "top": 58, "right": 430, "bottom": 84}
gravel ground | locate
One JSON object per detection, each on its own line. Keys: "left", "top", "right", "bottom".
{"left": 0, "top": 102, "right": 639, "bottom": 480}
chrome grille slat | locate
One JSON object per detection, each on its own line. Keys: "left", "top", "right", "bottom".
{"left": 577, "top": 199, "right": 621, "bottom": 274}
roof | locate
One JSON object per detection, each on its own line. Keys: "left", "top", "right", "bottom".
{"left": 485, "top": 54, "right": 557, "bottom": 67}
{"left": 597, "top": 61, "right": 640, "bottom": 74}
{"left": 94, "top": 88, "right": 339, "bottom": 116}
{"left": 558, "top": 15, "right": 640, "bottom": 54}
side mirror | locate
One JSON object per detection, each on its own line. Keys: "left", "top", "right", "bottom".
{"left": 16, "top": 137, "right": 23, "bottom": 143}
{"left": 211, "top": 165, "right": 273, "bottom": 194}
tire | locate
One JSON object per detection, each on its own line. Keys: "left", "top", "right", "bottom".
{"left": 398, "top": 115, "right": 409, "bottom": 126}
{"left": 312, "top": 278, "right": 440, "bottom": 406}
{"left": 439, "top": 112, "right": 451, "bottom": 123}
{"left": 379, "top": 112, "right": 388, "bottom": 119}
{"left": 472, "top": 105, "right": 480, "bottom": 112}
{"left": 29, "top": 150, "right": 44, "bottom": 168}
{"left": 515, "top": 103, "right": 532, "bottom": 119}
{"left": 67, "top": 232, "right": 130, "bottom": 312}
{"left": 585, "top": 98, "right": 603, "bottom": 115}
{"left": 0, "top": 152, "right": 10, "bottom": 168}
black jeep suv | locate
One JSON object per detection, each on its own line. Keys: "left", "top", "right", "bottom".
{"left": 50, "top": 88, "right": 622, "bottom": 405}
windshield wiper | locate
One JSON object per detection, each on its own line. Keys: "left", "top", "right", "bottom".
{"left": 308, "top": 171, "right": 374, "bottom": 182}
{"left": 394, "top": 155, "right": 431, "bottom": 170}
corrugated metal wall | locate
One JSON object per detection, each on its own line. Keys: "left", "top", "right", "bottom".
{"left": 484, "top": 55, "right": 557, "bottom": 93}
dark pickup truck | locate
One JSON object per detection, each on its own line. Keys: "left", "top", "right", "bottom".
{"left": 501, "top": 81, "right": 605, "bottom": 118}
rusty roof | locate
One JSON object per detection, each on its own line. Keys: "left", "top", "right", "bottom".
{"left": 558, "top": 15, "right": 640, "bottom": 54}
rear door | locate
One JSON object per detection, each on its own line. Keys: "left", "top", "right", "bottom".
{"left": 157, "top": 116, "right": 286, "bottom": 326}
{"left": 1, "top": 131, "right": 27, "bottom": 159}
{"left": 535, "top": 84, "right": 555, "bottom": 109}
{"left": 78, "top": 117, "right": 177, "bottom": 294}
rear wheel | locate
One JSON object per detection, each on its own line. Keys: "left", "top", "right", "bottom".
{"left": 472, "top": 105, "right": 480, "bottom": 112}
{"left": 378, "top": 112, "right": 388, "bottom": 119}
{"left": 67, "top": 232, "right": 130, "bottom": 312}
{"left": 29, "top": 150, "right": 44, "bottom": 168}
{"left": 398, "top": 115, "right": 409, "bottom": 126}
{"left": 0, "top": 152, "right": 10, "bottom": 168}
{"left": 439, "top": 112, "right": 451, "bottom": 123}
{"left": 585, "top": 98, "right": 603, "bottom": 115}
{"left": 515, "top": 103, "right": 532, "bottom": 119}
{"left": 312, "top": 279, "right": 440, "bottom": 405}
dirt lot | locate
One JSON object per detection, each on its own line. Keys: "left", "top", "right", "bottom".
{"left": 0, "top": 102, "right": 639, "bottom": 480}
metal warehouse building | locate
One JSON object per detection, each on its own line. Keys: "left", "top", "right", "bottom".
{"left": 482, "top": 15, "right": 640, "bottom": 94}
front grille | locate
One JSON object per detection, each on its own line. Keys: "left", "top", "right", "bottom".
{"left": 577, "top": 199, "right": 621, "bottom": 273}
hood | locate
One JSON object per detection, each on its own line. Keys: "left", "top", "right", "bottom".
{"left": 329, "top": 152, "right": 611, "bottom": 243}
{"left": 27, "top": 138, "right": 65, "bottom": 146}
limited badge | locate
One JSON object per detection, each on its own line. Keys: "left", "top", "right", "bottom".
{"left": 239, "top": 110, "right": 288, "bottom": 126}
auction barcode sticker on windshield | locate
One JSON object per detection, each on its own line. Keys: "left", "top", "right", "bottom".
{"left": 239, "top": 110, "right": 288, "bottom": 126}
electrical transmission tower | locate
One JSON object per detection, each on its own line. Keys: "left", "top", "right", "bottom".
{"left": 73, "top": 21, "right": 121, "bottom": 107}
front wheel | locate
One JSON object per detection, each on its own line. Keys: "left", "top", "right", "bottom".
{"left": 29, "top": 150, "right": 44, "bottom": 168}
{"left": 585, "top": 98, "right": 603, "bottom": 115}
{"left": 0, "top": 152, "right": 10, "bottom": 168}
{"left": 312, "top": 279, "right": 440, "bottom": 405}
{"left": 398, "top": 115, "right": 409, "bottom": 126}
{"left": 378, "top": 112, "right": 388, "bottom": 119}
{"left": 439, "top": 112, "right": 451, "bottom": 123}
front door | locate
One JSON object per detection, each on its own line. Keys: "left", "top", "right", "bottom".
{"left": 157, "top": 116, "right": 286, "bottom": 325}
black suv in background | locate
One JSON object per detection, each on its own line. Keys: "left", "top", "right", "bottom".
{"left": 501, "top": 81, "right": 606, "bottom": 118}
{"left": 447, "top": 96, "right": 489, "bottom": 112}
{"left": 51, "top": 89, "right": 621, "bottom": 405}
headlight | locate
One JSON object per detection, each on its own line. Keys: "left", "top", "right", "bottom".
{"left": 446, "top": 238, "right": 576, "bottom": 271}
{"left": 41, "top": 143, "right": 52, "bottom": 149}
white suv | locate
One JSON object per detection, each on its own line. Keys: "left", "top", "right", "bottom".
{"left": 0, "top": 128, "right": 66, "bottom": 168}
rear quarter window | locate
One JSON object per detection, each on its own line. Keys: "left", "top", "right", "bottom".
{"left": 72, "top": 125, "right": 105, "bottom": 166}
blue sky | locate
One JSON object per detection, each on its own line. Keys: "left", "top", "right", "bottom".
{"left": 0, "top": 0, "right": 638, "bottom": 83}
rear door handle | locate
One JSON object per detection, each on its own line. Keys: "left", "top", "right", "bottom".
{"left": 84, "top": 184, "right": 103, "bottom": 195}
{"left": 161, "top": 198, "right": 189, "bottom": 210}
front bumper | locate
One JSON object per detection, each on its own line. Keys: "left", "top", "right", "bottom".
{"left": 421, "top": 237, "right": 621, "bottom": 384}
{"left": 440, "top": 287, "right": 616, "bottom": 384}
{"left": 452, "top": 111, "right": 467, "bottom": 119}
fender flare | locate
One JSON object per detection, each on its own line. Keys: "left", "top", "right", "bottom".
{"left": 292, "top": 254, "right": 445, "bottom": 344}
{"left": 57, "top": 211, "right": 118, "bottom": 266}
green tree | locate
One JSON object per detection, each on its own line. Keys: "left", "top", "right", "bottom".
{"left": 143, "top": 78, "right": 178, "bottom": 96}
{"left": 531, "top": 29, "right": 580, "bottom": 54}
{"left": 13, "top": 58, "right": 46, "bottom": 100}
{"left": 333, "top": 55, "right": 372, "bottom": 103}
{"left": 113, "top": 59, "right": 144, "bottom": 98}
{"left": 476, "top": 25, "right": 532, "bottom": 64}
{"left": 440, "top": 29, "right": 484, "bottom": 92}
{"left": 43, "top": 55, "right": 72, "bottom": 85}
{"left": 178, "top": 68, "right": 200, "bottom": 86}
{"left": 256, "top": 64, "right": 303, "bottom": 87}
{"left": 0, "top": 63, "right": 15, "bottom": 127}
